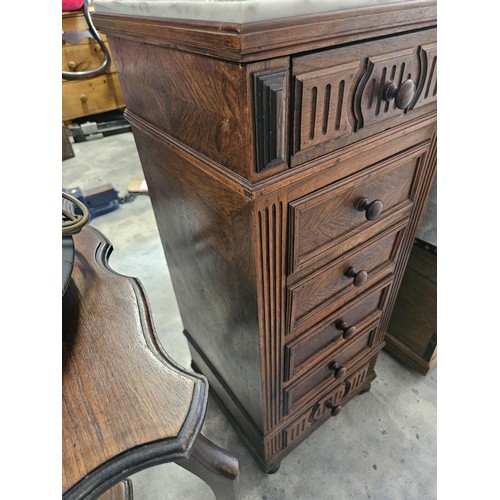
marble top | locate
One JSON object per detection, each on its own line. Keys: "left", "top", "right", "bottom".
{"left": 93, "top": 0, "right": 417, "bottom": 24}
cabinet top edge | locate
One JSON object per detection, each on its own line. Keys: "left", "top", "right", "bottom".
{"left": 92, "top": 0, "right": 435, "bottom": 24}
{"left": 92, "top": 1, "right": 436, "bottom": 62}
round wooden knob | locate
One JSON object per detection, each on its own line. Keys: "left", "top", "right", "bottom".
{"left": 383, "top": 79, "right": 416, "bottom": 109}
{"left": 80, "top": 94, "right": 88, "bottom": 103}
{"left": 346, "top": 267, "right": 368, "bottom": 287}
{"left": 328, "top": 362, "right": 346, "bottom": 379}
{"left": 68, "top": 60, "right": 77, "bottom": 71}
{"left": 337, "top": 320, "right": 356, "bottom": 340}
{"left": 326, "top": 402, "right": 342, "bottom": 416}
{"left": 356, "top": 198, "right": 384, "bottom": 220}
{"left": 329, "top": 361, "right": 340, "bottom": 371}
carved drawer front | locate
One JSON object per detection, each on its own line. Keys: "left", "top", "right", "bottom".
{"left": 284, "top": 323, "right": 378, "bottom": 414}
{"left": 285, "top": 278, "right": 391, "bottom": 381}
{"left": 287, "top": 219, "right": 407, "bottom": 336}
{"left": 412, "top": 43, "right": 437, "bottom": 110}
{"left": 291, "top": 29, "right": 437, "bottom": 166}
{"left": 284, "top": 383, "right": 347, "bottom": 449}
{"left": 289, "top": 144, "right": 424, "bottom": 272}
{"left": 282, "top": 355, "right": 372, "bottom": 450}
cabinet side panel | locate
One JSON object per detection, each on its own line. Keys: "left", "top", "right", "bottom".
{"left": 130, "top": 124, "right": 264, "bottom": 431}
{"left": 107, "top": 36, "right": 251, "bottom": 178}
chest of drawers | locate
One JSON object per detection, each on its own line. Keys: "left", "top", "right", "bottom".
{"left": 94, "top": 0, "right": 437, "bottom": 473}
{"left": 62, "top": 8, "right": 125, "bottom": 121}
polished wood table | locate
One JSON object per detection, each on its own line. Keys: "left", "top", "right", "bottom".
{"left": 62, "top": 225, "right": 240, "bottom": 499}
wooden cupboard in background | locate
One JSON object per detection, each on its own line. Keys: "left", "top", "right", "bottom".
{"left": 62, "top": 7, "right": 124, "bottom": 122}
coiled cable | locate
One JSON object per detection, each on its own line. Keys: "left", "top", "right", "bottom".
{"left": 62, "top": 191, "right": 90, "bottom": 235}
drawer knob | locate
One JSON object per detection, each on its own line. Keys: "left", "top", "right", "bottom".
{"left": 356, "top": 198, "right": 384, "bottom": 220}
{"left": 68, "top": 60, "right": 77, "bottom": 71}
{"left": 337, "top": 320, "right": 356, "bottom": 340}
{"left": 326, "top": 402, "right": 343, "bottom": 416}
{"left": 383, "top": 79, "right": 416, "bottom": 109}
{"left": 80, "top": 94, "right": 88, "bottom": 103}
{"left": 329, "top": 362, "right": 347, "bottom": 379}
{"left": 346, "top": 267, "right": 368, "bottom": 287}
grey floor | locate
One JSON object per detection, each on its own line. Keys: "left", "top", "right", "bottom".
{"left": 62, "top": 130, "right": 437, "bottom": 500}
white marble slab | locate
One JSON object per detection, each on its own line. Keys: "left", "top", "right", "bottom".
{"left": 93, "top": 0, "right": 416, "bottom": 24}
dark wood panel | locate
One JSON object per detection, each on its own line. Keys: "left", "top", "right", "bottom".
{"left": 287, "top": 220, "right": 407, "bottom": 335}
{"left": 283, "top": 334, "right": 378, "bottom": 414}
{"left": 276, "top": 355, "right": 375, "bottom": 466}
{"left": 291, "top": 29, "right": 436, "bottom": 166}
{"left": 108, "top": 37, "right": 252, "bottom": 178}
{"left": 127, "top": 119, "right": 267, "bottom": 432}
{"left": 289, "top": 144, "right": 424, "bottom": 271}
{"left": 385, "top": 242, "right": 436, "bottom": 374}
{"left": 285, "top": 278, "right": 391, "bottom": 380}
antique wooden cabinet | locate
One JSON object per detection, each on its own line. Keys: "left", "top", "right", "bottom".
{"left": 93, "top": 0, "right": 437, "bottom": 473}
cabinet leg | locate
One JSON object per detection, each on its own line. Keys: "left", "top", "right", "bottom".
{"left": 177, "top": 433, "right": 240, "bottom": 500}
{"left": 358, "top": 382, "right": 372, "bottom": 395}
{"left": 265, "top": 462, "right": 281, "bottom": 474}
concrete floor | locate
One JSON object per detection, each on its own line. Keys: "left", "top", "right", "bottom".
{"left": 62, "top": 130, "right": 437, "bottom": 500}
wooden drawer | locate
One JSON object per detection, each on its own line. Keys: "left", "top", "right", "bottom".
{"left": 285, "top": 278, "right": 391, "bottom": 381}
{"left": 284, "top": 356, "right": 374, "bottom": 449}
{"left": 289, "top": 143, "right": 425, "bottom": 272}
{"left": 284, "top": 384, "right": 345, "bottom": 448}
{"left": 291, "top": 29, "right": 437, "bottom": 166}
{"left": 62, "top": 73, "right": 125, "bottom": 121}
{"left": 287, "top": 219, "right": 407, "bottom": 336}
{"left": 284, "top": 325, "right": 377, "bottom": 414}
{"left": 62, "top": 40, "right": 117, "bottom": 75}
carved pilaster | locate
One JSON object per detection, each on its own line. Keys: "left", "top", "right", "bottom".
{"left": 253, "top": 69, "right": 288, "bottom": 172}
{"left": 257, "top": 202, "right": 286, "bottom": 433}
